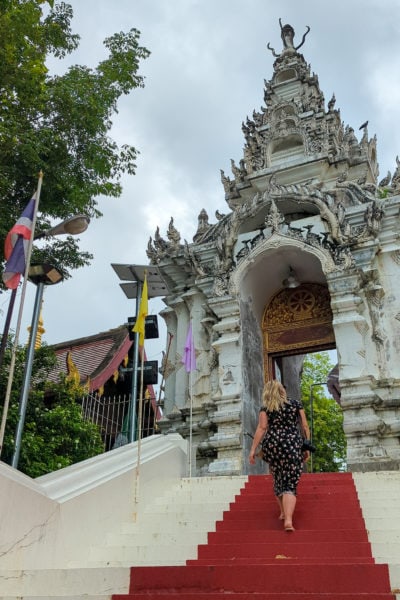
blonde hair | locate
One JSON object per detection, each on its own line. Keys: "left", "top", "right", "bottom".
{"left": 262, "top": 380, "right": 287, "bottom": 412}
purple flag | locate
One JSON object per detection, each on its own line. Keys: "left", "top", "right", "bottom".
{"left": 182, "top": 322, "right": 197, "bottom": 372}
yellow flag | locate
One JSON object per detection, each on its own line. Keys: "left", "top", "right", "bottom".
{"left": 132, "top": 274, "right": 148, "bottom": 347}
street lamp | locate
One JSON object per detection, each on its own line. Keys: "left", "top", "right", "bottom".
{"left": 34, "top": 214, "right": 90, "bottom": 239}
{"left": 0, "top": 215, "right": 90, "bottom": 371}
{"left": 11, "top": 263, "right": 64, "bottom": 467}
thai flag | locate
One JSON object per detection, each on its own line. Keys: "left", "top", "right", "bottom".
{"left": 2, "top": 197, "right": 36, "bottom": 289}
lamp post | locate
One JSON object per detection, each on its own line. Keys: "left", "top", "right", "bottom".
{"left": 11, "top": 264, "right": 63, "bottom": 468}
{"left": 0, "top": 214, "right": 90, "bottom": 463}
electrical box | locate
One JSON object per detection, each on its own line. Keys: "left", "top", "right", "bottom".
{"left": 127, "top": 315, "right": 159, "bottom": 340}
{"left": 137, "top": 360, "right": 158, "bottom": 385}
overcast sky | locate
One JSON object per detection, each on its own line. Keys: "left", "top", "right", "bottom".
{"left": 2, "top": 0, "right": 400, "bottom": 368}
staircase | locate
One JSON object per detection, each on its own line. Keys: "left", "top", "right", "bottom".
{"left": 113, "top": 472, "right": 397, "bottom": 599}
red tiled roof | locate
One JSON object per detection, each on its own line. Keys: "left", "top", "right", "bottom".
{"left": 48, "top": 325, "right": 132, "bottom": 393}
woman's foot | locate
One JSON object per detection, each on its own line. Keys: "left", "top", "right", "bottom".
{"left": 284, "top": 521, "right": 295, "bottom": 531}
{"left": 278, "top": 513, "right": 285, "bottom": 520}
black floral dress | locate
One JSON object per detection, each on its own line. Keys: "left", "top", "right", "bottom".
{"left": 261, "top": 399, "right": 303, "bottom": 497}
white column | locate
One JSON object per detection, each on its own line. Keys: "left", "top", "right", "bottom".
{"left": 170, "top": 298, "right": 189, "bottom": 409}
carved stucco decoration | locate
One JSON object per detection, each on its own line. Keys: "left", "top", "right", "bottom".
{"left": 231, "top": 193, "right": 354, "bottom": 273}
{"left": 166, "top": 217, "right": 181, "bottom": 249}
{"left": 232, "top": 186, "right": 385, "bottom": 270}
{"left": 390, "top": 156, "right": 400, "bottom": 191}
{"left": 263, "top": 283, "right": 335, "bottom": 354}
{"left": 146, "top": 226, "right": 169, "bottom": 263}
{"left": 193, "top": 209, "right": 212, "bottom": 242}
{"left": 231, "top": 232, "right": 338, "bottom": 301}
{"left": 392, "top": 251, "right": 400, "bottom": 266}
{"left": 184, "top": 240, "right": 210, "bottom": 278}
{"left": 267, "top": 20, "right": 310, "bottom": 57}
{"left": 146, "top": 178, "right": 386, "bottom": 300}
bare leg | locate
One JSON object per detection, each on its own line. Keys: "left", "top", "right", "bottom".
{"left": 282, "top": 493, "right": 296, "bottom": 531}
{"left": 276, "top": 495, "right": 284, "bottom": 519}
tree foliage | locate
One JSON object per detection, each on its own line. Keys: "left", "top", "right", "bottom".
{"left": 300, "top": 352, "right": 346, "bottom": 472}
{"left": 0, "top": 339, "right": 104, "bottom": 477}
{"left": 0, "top": 0, "right": 150, "bottom": 281}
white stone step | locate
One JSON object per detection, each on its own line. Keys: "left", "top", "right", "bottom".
{"left": 357, "top": 495, "right": 400, "bottom": 507}
{"left": 366, "top": 530, "right": 400, "bottom": 542}
{"left": 89, "top": 542, "right": 198, "bottom": 566}
{"left": 360, "top": 504, "right": 400, "bottom": 518}
{"left": 363, "top": 517, "right": 400, "bottom": 531}
{"left": 139, "top": 504, "right": 238, "bottom": 516}
{"left": 149, "top": 494, "right": 239, "bottom": 505}
{"left": 106, "top": 529, "right": 208, "bottom": 547}
{"left": 162, "top": 477, "right": 246, "bottom": 492}
{"left": 370, "top": 542, "right": 400, "bottom": 560}
{"left": 354, "top": 471, "right": 400, "bottom": 484}
{"left": 0, "top": 597, "right": 110, "bottom": 600}
{"left": 120, "top": 518, "right": 219, "bottom": 533}
{"left": 389, "top": 564, "right": 400, "bottom": 593}
{"left": 146, "top": 478, "right": 246, "bottom": 505}
{"left": 0, "top": 568, "right": 129, "bottom": 598}
{"left": 66, "top": 476, "right": 246, "bottom": 570}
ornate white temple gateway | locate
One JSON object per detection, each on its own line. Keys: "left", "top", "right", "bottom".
{"left": 148, "top": 22, "right": 400, "bottom": 476}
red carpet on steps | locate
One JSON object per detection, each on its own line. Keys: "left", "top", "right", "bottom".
{"left": 113, "top": 472, "right": 395, "bottom": 599}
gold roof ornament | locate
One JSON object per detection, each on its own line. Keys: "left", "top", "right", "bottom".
{"left": 66, "top": 351, "right": 81, "bottom": 385}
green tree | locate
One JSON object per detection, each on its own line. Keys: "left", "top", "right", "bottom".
{"left": 0, "top": 339, "right": 104, "bottom": 477}
{"left": 0, "top": 0, "right": 150, "bottom": 281}
{"left": 300, "top": 352, "right": 346, "bottom": 472}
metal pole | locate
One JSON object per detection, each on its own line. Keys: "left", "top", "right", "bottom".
{"left": 0, "top": 288, "right": 17, "bottom": 374}
{"left": 11, "top": 280, "right": 45, "bottom": 468}
{"left": 129, "top": 280, "right": 142, "bottom": 443}
{"left": 310, "top": 386, "right": 314, "bottom": 473}
{"left": 308, "top": 381, "right": 327, "bottom": 474}
{"left": 0, "top": 288, "right": 17, "bottom": 369}
{"left": 189, "top": 370, "right": 193, "bottom": 477}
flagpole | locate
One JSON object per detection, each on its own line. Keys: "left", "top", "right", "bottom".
{"left": 0, "top": 287, "right": 17, "bottom": 373}
{"left": 131, "top": 270, "right": 148, "bottom": 512}
{"left": 134, "top": 346, "right": 145, "bottom": 506}
{"left": 129, "top": 281, "right": 142, "bottom": 444}
{"left": 181, "top": 320, "right": 196, "bottom": 478}
{"left": 189, "top": 368, "right": 193, "bottom": 478}
{"left": 0, "top": 172, "right": 43, "bottom": 457}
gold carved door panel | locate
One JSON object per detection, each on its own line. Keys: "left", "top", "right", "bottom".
{"left": 262, "top": 283, "right": 335, "bottom": 379}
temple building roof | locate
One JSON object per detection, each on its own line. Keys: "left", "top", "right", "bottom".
{"left": 48, "top": 325, "right": 132, "bottom": 393}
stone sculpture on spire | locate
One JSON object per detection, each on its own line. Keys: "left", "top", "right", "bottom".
{"left": 267, "top": 19, "right": 310, "bottom": 57}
